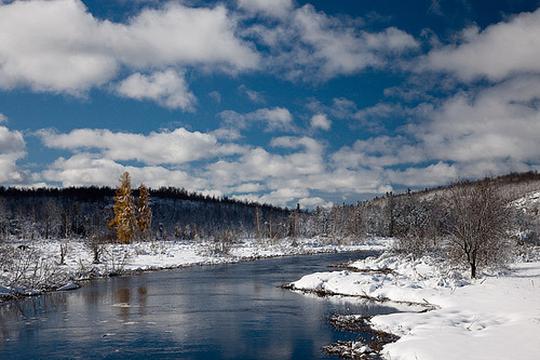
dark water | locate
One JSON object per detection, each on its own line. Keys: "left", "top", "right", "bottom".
{"left": 0, "top": 251, "right": 398, "bottom": 359}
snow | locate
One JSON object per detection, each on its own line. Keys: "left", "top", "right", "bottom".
{"left": 56, "top": 281, "right": 80, "bottom": 291}
{"left": 290, "top": 252, "right": 470, "bottom": 303}
{"left": 288, "top": 251, "right": 540, "bottom": 360}
{"left": 0, "top": 237, "right": 390, "bottom": 298}
{"left": 512, "top": 190, "right": 540, "bottom": 212}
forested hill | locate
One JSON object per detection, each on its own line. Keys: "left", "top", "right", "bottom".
{"left": 369, "top": 171, "right": 540, "bottom": 205}
{"left": 0, "top": 186, "right": 291, "bottom": 241}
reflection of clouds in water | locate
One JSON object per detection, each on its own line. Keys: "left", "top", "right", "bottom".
{"left": 0, "top": 292, "right": 70, "bottom": 343}
{"left": 0, "top": 252, "right": 394, "bottom": 359}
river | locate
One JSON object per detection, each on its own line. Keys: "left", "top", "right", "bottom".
{"left": 0, "top": 251, "right": 399, "bottom": 359}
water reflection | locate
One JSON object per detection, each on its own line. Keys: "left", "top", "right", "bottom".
{"left": 0, "top": 252, "right": 399, "bottom": 359}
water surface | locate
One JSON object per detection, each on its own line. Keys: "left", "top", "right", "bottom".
{"left": 0, "top": 251, "right": 398, "bottom": 359}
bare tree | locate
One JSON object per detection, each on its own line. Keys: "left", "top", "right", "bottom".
{"left": 59, "top": 240, "right": 69, "bottom": 265}
{"left": 212, "top": 229, "right": 236, "bottom": 255}
{"left": 392, "top": 194, "right": 449, "bottom": 257}
{"left": 446, "top": 183, "right": 513, "bottom": 278}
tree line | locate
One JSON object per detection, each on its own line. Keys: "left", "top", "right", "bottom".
{"left": 1, "top": 170, "right": 539, "bottom": 278}
{"left": 0, "top": 174, "right": 291, "bottom": 242}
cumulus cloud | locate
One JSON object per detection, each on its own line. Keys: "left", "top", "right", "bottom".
{"left": 238, "top": 84, "right": 265, "bottom": 103}
{"left": 116, "top": 69, "right": 196, "bottom": 111}
{"left": 386, "top": 162, "right": 458, "bottom": 187}
{"left": 35, "top": 127, "right": 389, "bottom": 206}
{"left": 333, "top": 76, "right": 540, "bottom": 187}
{"left": 332, "top": 135, "right": 425, "bottom": 168}
{"left": 415, "top": 76, "right": 540, "bottom": 164}
{"left": 298, "top": 196, "right": 332, "bottom": 209}
{"left": 237, "top": 0, "right": 293, "bottom": 19}
{"left": 0, "top": 0, "right": 419, "bottom": 98}
{"left": 310, "top": 113, "right": 331, "bottom": 130}
{"left": 219, "top": 107, "right": 294, "bottom": 132}
{"left": 207, "top": 139, "right": 324, "bottom": 188}
{"left": 34, "top": 124, "right": 399, "bottom": 206}
{"left": 246, "top": 4, "right": 418, "bottom": 80}
{"left": 0, "top": 113, "right": 7, "bottom": 122}
{"left": 0, "top": 126, "right": 26, "bottom": 183}
{"left": 210, "top": 127, "right": 243, "bottom": 141}
{"left": 425, "top": 8, "right": 540, "bottom": 81}
{"left": 0, "top": 0, "right": 258, "bottom": 94}
{"left": 42, "top": 153, "right": 210, "bottom": 190}
{"left": 208, "top": 90, "right": 222, "bottom": 103}
{"left": 204, "top": 136, "right": 391, "bottom": 206}
{"left": 38, "top": 128, "right": 244, "bottom": 165}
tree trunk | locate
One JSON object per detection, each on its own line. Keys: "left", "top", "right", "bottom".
{"left": 470, "top": 262, "right": 477, "bottom": 279}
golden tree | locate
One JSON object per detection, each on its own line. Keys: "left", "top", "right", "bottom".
{"left": 137, "top": 183, "right": 152, "bottom": 239}
{"left": 109, "top": 172, "right": 137, "bottom": 243}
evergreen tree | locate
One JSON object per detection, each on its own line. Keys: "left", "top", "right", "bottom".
{"left": 109, "top": 172, "right": 137, "bottom": 243}
{"left": 137, "top": 183, "right": 152, "bottom": 240}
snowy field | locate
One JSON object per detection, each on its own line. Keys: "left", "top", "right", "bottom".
{"left": 288, "top": 249, "right": 540, "bottom": 360}
{"left": 0, "top": 237, "right": 390, "bottom": 299}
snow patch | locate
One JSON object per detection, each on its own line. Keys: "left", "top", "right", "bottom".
{"left": 288, "top": 250, "right": 540, "bottom": 360}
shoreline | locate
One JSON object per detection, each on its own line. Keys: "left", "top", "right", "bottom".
{"left": 285, "top": 249, "right": 540, "bottom": 360}
{"left": 0, "top": 238, "right": 390, "bottom": 304}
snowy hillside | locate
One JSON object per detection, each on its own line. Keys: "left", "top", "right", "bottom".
{"left": 512, "top": 190, "right": 540, "bottom": 213}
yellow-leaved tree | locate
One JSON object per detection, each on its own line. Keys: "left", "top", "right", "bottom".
{"left": 109, "top": 172, "right": 137, "bottom": 243}
{"left": 137, "top": 183, "right": 152, "bottom": 240}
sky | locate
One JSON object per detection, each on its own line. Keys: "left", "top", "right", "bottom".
{"left": 1, "top": 0, "right": 540, "bottom": 208}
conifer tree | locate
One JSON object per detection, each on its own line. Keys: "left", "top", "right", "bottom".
{"left": 137, "top": 183, "right": 152, "bottom": 240}
{"left": 109, "top": 172, "right": 137, "bottom": 243}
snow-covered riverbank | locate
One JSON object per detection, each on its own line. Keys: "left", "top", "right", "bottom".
{"left": 288, "top": 249, "right": 540, "bottom": 360}
{"left": 0, "top": 237, "right": 390, "bottom": 300}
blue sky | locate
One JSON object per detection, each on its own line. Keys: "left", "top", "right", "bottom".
{"left": 0, "top": 0, "right": 540, "bottom": 207}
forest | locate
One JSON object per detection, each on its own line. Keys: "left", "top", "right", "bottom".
{"left": 0, "top": 180, "right": 291, "bottom": 242}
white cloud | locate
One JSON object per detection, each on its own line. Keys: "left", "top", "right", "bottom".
{"left": 310, "top": 113, "right": 331, "bottom": 130}
{"left": 208, "top": 90, "right": 222, "bottom": 103}
{"left": 258, "top": 188, "right": 309, "bottom": 207}
{"left": 35, "top": 127, "right": 394, "bottom": 206}
{"left": 0, "top": 0, "right": 259, "bottom": 94}
{"left": 0, "top": 113, "right": 7, "bottom": 122}
{"left": 332, "top": 76, "right": 540, "bottom": 188}
{"left": 253, "top": 108, "right": 294, "bottom": 131}
{"left": 248, "top": 4, "right": 419, "bottom": 80}
{"left": 210, "top": 127, "right": 243, "bottom": 141}
{"left": 353, "top": 102, "right": 433, "bottom": 132}
{"left": 298, "top": 196, "right": 333, "bottom": 209}
{"left": 35, "top": 126, "right": 397, "bottom": 206}
{"left": 238, "top": 84, "right": 265, "bottom": 103}
{"left": 116, "top": 69, "right": 196, "bottom": 111}
{"left": 332, "top": 135, "right": 425, "bottom": 168}
{"left": 237, "top": 0, "right": 293, "bottom": 19}
{"left": 39, "top": 128, "right": 244, "bottom": 165}
{"left": 205, "top": 136, "right": 391, "bottom": 206}
{"left": 416, "top": 76, "right": 540, "bottom": 164}
{"left": 425, "top": 8, "right": 540, "bottom": 81}
{"left": 386, "top": 162, "right": 458, "bottom": 187}
{"left": 219, "top": 107, "right": 294, "bottom": 132}
{"left": 42, "top": 153, "right": 210, "bottom": 190}
{"left": 0, "top": 126, "right": 26, "bottom": 183}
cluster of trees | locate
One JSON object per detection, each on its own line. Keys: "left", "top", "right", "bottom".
{"left": 109, "top": 172, "right": 152, "bottom": 243}
{"left": 0, "top": 177, "right": 291, "bottom": 243}
{"left": 302, "top": 182, "right": 517, "bottom": 278}
{"left": 2, "top": 169, "right": 539, "bottom": 278}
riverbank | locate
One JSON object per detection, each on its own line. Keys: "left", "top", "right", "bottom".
{"left": 0, "top": 237, "right": 390, "bottom": 301}
{"left": 287, "top": 248, "right": 540, "bottom": 360}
